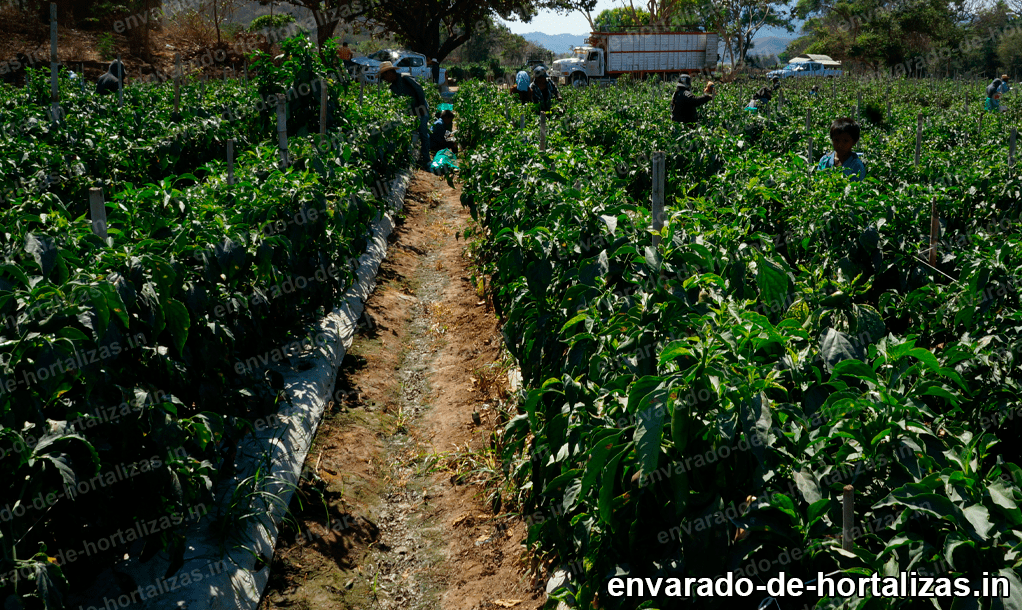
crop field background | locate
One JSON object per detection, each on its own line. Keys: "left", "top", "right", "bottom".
{"left": 3, "top": 11, "right": 1022, "bottom": 608}
{"left": 457, "top": 76, "right": 1022, "bottom": 609}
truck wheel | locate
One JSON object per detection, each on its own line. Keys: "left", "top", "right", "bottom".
{"left": 571, "top": 72, "right": 589, "bottom": 88}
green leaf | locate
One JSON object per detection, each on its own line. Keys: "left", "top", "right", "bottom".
{"left": 962, "top": 504, "right": 994, "bottom": 541}
{"left": 634, "top": 392, "right": 666, "bottom": 478}
{"left": 756, "top": 255, "right": 789, "bottom": 318}
{"left": 163, "top": 299, "right": 190, "bottom": 357}
{"left": 658, "top": 341, "right": 691, "bottom": 367}
{"left": 819, "top": 328, "right": 865, "bottom": 374}
{"left": 25, "top": 233, "right": 57, "bottom": 277}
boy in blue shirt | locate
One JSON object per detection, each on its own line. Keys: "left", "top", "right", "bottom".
{"left": 818, "top": 117, "right": 866, "bottom": 182}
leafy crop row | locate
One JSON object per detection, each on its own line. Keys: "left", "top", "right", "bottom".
{"left": 459, "top": 78, "right": 1022, "bottom": 609}
{"left": 0, "top": 38, "right": 416, "bottom": 609}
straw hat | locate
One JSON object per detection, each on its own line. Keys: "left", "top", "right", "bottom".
{"left": 378, "top": 61, "right": 398, "bottom": 75}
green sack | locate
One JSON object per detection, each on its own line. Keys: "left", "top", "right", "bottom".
{"left": 430, "top": 148, "right": 458, "bottom": 175}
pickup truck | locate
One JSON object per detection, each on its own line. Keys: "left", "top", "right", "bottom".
{"left": 351, "top": 49, "right": 446, "bottom": 84}
{"left": 767, "top": 61, "right": 842, "bottom": 79}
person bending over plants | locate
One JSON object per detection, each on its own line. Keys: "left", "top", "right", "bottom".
{"left": 379, "top": 60, "right": 431, "bottom": 169}
{"left": 510, "top": 70, "right": 533, "bottom": 104}
{"left": 670, "top": 74, "right": 714, "bottom": 124}
{"left": 986, "top": 80, "right": 1004, "bottom": 112}
{"left": 818, "top": 117, "right": 866, "bottom": 182}
{"left": 744, "top": 87, "right": 772, "bottom": 113}
{"left": 529, "top": 66, "right": 561, "bottom": 112}
{"left": 430, "top": 110, "right": 458, "bottom": 154}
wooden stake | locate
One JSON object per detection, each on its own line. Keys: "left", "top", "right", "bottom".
{"left": 49, "top": 3, "right": 59, "bottom": 122}
{"left": 539, "top": 111, "right": 547, "bottom": 152}
{"left": 842, "top": 485, "right": 854, "bottom": 551}
{"left": 320, "top": 79, "right": 328, "bottom": 135}
{"left": 117, "top": 53, "right": 123, "bottom": 107}
{"left": 887, "top": 99, "right": 892, "bottom": 120}
{"left": 1010, "top": 128, "right": 1017, "bottom": 170}
{"left": 174, "top": 54, "right": 181, "bottom": 115}
{"left": 89, "top": 188, "right": 107, "bottom": 239}
{"left": 856, "top": 90, "right": 861, "bottom": 119}
{"left": 806, "top": 109, "right": 813, "bottom": 166}
{"left": 226, "top": 139, "right": 235, "bottom": 186}
{"left": 79, "top": 62, "right": 84, "bottom": 93}
{"left": 651, "top": 151, "right": 665, "bottom": 249}
{"left": 276, "top": 93, "right": 289, "bottom": 169}
{"left": 914, "top": 113, "right": 922, "bottom": 167}
{"left": 244, "top": 61, "right": 248, "bottom": 82}
{"left": 929, "top": 198, "right": 939, "bottom": 266}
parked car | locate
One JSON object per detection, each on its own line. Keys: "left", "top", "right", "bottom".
{"left": 351, "top": 49, "right": 446, "bottom": 84}
{"left": 767, "top": 55, "right": 843, "bottom": 79}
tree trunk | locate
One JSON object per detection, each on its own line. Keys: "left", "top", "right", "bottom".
{"left": 314, "top": 8, "right": 339, "bottom": 48}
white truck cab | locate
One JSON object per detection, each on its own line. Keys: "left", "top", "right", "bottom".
{"left": 552, "top": 47, "right": 605, "bottom": 86}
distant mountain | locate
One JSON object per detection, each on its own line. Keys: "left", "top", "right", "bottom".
{"left": 749, "top": 36, "right": 793, "bottom": 59}
{"left": 519, "top": 32, "right": 588, "bottom": 54}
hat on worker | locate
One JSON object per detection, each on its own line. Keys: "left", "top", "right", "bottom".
{"left": 378, "top": 61, "right": 398, "bottom": 75}
{"left": 676, "top": 74, "right": 691, "bottom": 89}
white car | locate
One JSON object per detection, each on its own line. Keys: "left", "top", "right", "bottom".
{"left": 767, "top": 61, "right": 843, "bottom": 79}
{"left": 351, "top": 49, "right": 445, "bottom": 84}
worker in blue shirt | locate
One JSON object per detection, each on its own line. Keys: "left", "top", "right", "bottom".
{"left": 818, "top": 117, "right": 866, "bottom": 182}
{"left": 999, "top": 74, "right": 1010, "bottom": 95}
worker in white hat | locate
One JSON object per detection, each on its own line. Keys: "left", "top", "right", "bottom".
{"left": 379, "top": 61, "right": 431, "bottom": 169}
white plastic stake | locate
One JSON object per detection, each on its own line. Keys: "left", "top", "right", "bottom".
{"left": 226, "top": 139, "right": 235, "bottom": 186}
{"left": 89, "top": 188, "right": 107, "bottom": 239}
{"left": 276, "top": 94, "right": 289, "bottom": 169}
{"left": 651, "top": 151, "right": 665, "bottom": 249}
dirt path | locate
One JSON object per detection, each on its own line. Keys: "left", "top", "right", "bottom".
{"left": 257, "top": 171, "right": 545, "bottom": 610}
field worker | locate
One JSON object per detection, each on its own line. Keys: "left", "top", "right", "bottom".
{"left": 431, "top": 58, "right": 441, "bottom": 85}
{"left": 510, "top": 69, "right": 533, "bottom": 104}
{"left": 379, "top": 61, "right": 431, "bottom": 169}
{"left": 810, "top": 84, "right": 820, "bottom": 96}
{"left": 986, "top": 80, "right": 1003, "bottom": 112}
{"left": 818, "top": 117, "right": 866, "bottom": 182}
{"left": 744, "top": 86, "right": 772, "bottom": 112}
{"left": 530, "top": 66, "right": 561, "bottom": 112}
{"left": 771, "top": 76, "right": 780, "bottom": 91}
{"left": 430, "top": 109, "right": 458, "bottom": 154}
{"left": 670, "top": 74, "right": 714, "bottom": 123}
{"left": 999, "top": 75, "right": 1010, "bottom": 95}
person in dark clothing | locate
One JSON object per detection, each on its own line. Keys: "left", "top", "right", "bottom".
{"left": 431, "top": 58, "right": 440, "bottom": 85}
{"left": 96, "top": 59, "right": 125, "bottom": 96}
{"left": 670, "top": 74, "right": 714, "bottom": 123}
{"left": 430, "top": 110, "right": 458, "bottom": 153}
{"left": 529, "top": 66, "right": 561, "bottom": 112}
{"left": 379, "top": 61, "right": 431, "bottom": 169}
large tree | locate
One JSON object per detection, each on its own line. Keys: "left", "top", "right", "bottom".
{"left": 262, "top": 0, "right": 574, "bottom": 61}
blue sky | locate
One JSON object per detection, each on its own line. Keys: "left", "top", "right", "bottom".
{"left": 500, "top": 1, "right": 621, "bottom": 36}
